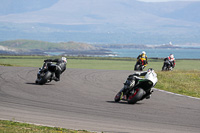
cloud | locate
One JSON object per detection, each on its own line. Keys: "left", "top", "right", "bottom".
{"left": 138, "top": 0, "right": 200, "bottom": 2}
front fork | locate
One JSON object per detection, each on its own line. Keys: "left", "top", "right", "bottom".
{"left": 120, "top": 86, "right": 133, "bottom": 100}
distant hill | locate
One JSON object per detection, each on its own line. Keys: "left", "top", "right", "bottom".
{"left": 0, "top": 0, "right": 200, "bottom": 44}
{"left": 0, "top": 40, "right": 110, "bottom": 56}
{"left": 0, "top": 39, "right": 99, "bottom": 51}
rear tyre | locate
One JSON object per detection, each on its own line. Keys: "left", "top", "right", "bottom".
{"left": 128, "top": 88, "right": 144, "bottom": 104}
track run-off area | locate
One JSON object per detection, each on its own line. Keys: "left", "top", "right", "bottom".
{"left": 0, "top": 66, "right": 200, "bottom": 133}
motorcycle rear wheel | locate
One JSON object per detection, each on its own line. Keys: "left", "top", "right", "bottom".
{"left": 128, "top": 88, "right": 144, "bottom": 104}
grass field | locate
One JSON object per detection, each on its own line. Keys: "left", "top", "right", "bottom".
{"left": 0, "top": 55, "right": 200, "bottom": 70}
{"left": 0, "top": 120, "right": 92, "bottom": 133}
{"left": 0, "top": 55, "right": 200, "bottom": 133}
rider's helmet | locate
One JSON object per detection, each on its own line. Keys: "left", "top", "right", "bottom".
{"left": 169, "top": 54, "right": 174, "bottom": 59}
{"left": 145, "top": 68, "right": 157, "bottom": 80}
{"left": 142, "top": 51, "right": 146, "bottom": 55}
{"left": 61, "top": 57, "right": 67, "bottom": 63}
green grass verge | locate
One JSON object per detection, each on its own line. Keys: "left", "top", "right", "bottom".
{"left": 0, "top": 120, "right": 93, "bottom": 133}
{"left": 157, "top": 70, "right": 200, "bottom": 98}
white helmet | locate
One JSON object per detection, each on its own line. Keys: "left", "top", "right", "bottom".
{"left": 142, "top": 51, "right": 146, "bottom": 54}
{"left": 61, "top": 57, "right": 67, "bottom": 63}
{"left": 145, "top": 68, "right": 157, "bottom": 80}
{"left": 170, "top": 54, "right": 174, "bottom": 59}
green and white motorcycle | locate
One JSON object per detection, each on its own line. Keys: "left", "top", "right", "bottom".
{"left": 114, "top": 68, "right": 158, "bottom": 104}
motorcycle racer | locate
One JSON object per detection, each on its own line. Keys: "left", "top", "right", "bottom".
{"left": 121, "top": 68, "right": 157, "bottom": 100}
{"left": 44, "top": 57, "right": 67, "bottom": 81}
{"left": 163, "top": 54, "right": 176, "bottom": 70}
{"left": 136, "top": 51, "right": 148, "bottom": 70}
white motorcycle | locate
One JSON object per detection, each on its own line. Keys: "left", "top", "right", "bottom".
{"left": 114, "top": 68, "right": 158, "bottom": 104}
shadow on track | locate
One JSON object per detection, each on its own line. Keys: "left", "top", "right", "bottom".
{"left": 26, "top": 82, "right": 55, "bottom": 86}
{"left": 106, "top": 101, "right": 144, "bottom": 105}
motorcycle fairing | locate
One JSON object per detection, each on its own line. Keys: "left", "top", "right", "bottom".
{"left": 134, "top": 79, "right": 154, "bottom": 91}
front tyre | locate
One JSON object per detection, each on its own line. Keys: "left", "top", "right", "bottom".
{"left": 134, "top": 64, "right": 140, "bottom": 71}
{"left": 114, "top": 92, "right": 122, "bottom": 102}
{"left": 38, "top": 71, "right": 52, "bottom": 85}
{"left": 128, "top": 88, "right": 144, "bottom": 104}
{"left": 162, "top": 64, "right": 167, "bottom": 71}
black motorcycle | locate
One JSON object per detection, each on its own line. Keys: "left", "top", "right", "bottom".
{"left": 114, "top": 73, "right": 157, "bottom": 104}
{"left": 134, "top": 59, "right": 145, "bottom": 71}
{"left": 162, "top": 60, "right": 172, "bottom": 71}
{"left": 35, "top": 62, "right": 57, "bottom": 85}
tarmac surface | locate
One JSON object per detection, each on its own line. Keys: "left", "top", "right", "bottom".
{"left": 0, "top": 66, "right": 200, "bottom": 133}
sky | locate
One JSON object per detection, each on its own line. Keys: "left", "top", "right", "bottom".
{"left": 138, "top": 0, "right": 200, "bottom": 2}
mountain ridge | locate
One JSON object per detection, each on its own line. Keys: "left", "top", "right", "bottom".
{"left": 0, "top": 0, "right": 200, "bottom": 44}
{"left": 0, "top": 39, "right": 111, "bottom": 56}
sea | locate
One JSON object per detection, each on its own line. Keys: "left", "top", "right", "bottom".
{"left": 108, "top": 48, "right": 200, "bottom": 59}
{"left": 45, "top": 47, "right": 200, "bottom": 59}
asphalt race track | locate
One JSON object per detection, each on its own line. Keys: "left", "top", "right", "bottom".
{"left": 0, "top": 66, "right": 200, "bottom": 133}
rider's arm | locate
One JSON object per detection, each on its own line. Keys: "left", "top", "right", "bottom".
{"left": 132, "top": 71, "right": 147, "bottom": 77}
{"left": 139, "top": 71, "right": 147, "bottom": 76}
{"left": 44, "top": 59, "right": 59, "bottom": 63}
{"left": 137, "top": 54, "right": 141, "bottom": 59}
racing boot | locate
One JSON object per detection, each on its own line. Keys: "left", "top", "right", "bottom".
{"left": 146, "top": 95, "right": 151, "bottom": 99}
{"left": 146, "top": 89, "right": 154, "bottom": 99}
{"left": 52, "top": 76, "right": 60, "bottom": 82}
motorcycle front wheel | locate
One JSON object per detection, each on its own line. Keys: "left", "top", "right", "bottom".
{"left": 162, "top": 64, "right": 168, "bottom": 71}
{"left": 134, "top": 64, "right": 141, "bottom": 71}
{"left": 114, "top": 92, "right": 122, "bottom": 102}
{"left": 38, "top": 71, "right": 52, "bottom": 85}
